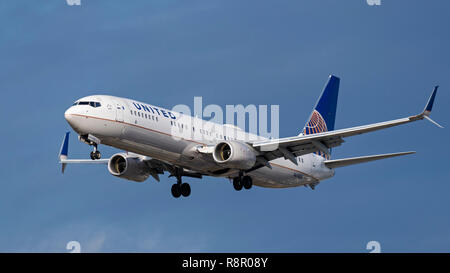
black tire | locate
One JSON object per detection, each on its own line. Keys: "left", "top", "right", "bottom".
{"left": 171, "top": 184, "right": 181, "bottom": 198}
{"left": 94, "top": 151, "right": 101, "bottom": 160}
{"left": 181, "top": 183, "right": 191, "bottom": 197}
{"left": 90, "top": 151, "right": 96, "bottom": 160}
{"left": 233, "top": 177, "right": 243, "bottom": 191}
{"left": 242, "top": 176, "right": 253, "bottom": 190}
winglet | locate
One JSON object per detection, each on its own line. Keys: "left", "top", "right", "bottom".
{"left": 420, "top": 86, "right": 443, "bottom": 128}
{"left": 59, "top": 132, "right": 70, "bottom": 173}
{"left": 423, "top": 85, "right": 438, "bottom": 116}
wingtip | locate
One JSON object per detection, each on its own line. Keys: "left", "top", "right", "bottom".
{"left": 423, "top": 86, "right": 439, "bottom": 115}
{"left": 423, "top": 115, "right": 444, "bottom": 128}
{"left": 60, "top": 132, "right": 70, "bottom": 157}
{"left": 59, "top": 132, "right": 70, "bottom": 174}
{"left": 394, "top": 151, "right": 416, "bottom": 156}
{"left": 329, "top": 74, "right": 340, "bottom": 81}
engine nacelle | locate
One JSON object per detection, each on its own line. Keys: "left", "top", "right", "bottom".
{"left": 212, "top": 141, "right": 257, "bottom": 170}
{"left": 108, "top": 153, "right": 150, "bottom": 182}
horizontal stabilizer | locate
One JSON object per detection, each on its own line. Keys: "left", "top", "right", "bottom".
{"left": 324, "top": 151, "right": 415, "bottom": 169}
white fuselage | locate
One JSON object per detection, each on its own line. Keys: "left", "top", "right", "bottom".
{"left": 64, "top": 95, "right": 334, "bottom": 188}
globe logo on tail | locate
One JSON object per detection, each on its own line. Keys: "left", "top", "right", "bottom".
{"left": 303, "top": 110, "right": 330, "bottom": 159}
{"left": 303, "top": 110, "right": 328, "bottom": 135}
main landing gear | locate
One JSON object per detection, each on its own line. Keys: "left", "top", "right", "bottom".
{"left": 171, "top": 172, "right": 191, "bottom": 198}
{"left": 90, "top": 144, "right": 102, "bottom": 160}
{"left": 232, "top": 175, "right": 253, "bottom": 191}
{"left": 171, "top": 182, "right": 191, "bottom": 198}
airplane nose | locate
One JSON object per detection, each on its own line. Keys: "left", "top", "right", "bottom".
{"left": 64, "top": 107, "right": 77, "bottom": 127}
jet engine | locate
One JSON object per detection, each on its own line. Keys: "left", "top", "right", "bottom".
{"left": 108, "top": 153, "right": 150, "bottom": 182}
{"left": 212, "top": 141, "right": 257, "bottom": 170}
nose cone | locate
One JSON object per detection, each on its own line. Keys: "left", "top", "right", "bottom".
{"left": 64, "top": 107, "right": 78, "bottom": 129}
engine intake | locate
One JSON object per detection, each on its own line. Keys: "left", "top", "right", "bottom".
{"left": 212, "top": 141, "right": 257, "bottom": 170}
{"left": 108, "top": 153, "right": 150, "bottom": 182}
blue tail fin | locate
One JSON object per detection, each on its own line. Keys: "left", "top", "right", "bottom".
{"left": 302, "top": 75, "right": 340, "bottom": 135}
{"left": 301, "top": 75, "right": 340, "bottom": 158}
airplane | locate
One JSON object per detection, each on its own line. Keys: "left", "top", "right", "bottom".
{"left": 59, "top": 75, "right": 442, "bottom": 198}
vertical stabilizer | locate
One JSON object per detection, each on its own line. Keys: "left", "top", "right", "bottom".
{"left": 301, "top": 75, "right": 340, "bottom": 158}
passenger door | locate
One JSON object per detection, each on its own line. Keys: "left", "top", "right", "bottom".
{"left": 114, "top": 101, "right": 124, "bottom": 122}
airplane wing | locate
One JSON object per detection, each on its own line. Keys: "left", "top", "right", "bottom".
{"left": 58, "top": 132, "right": 202, "bottom": 182}
{"left": 59, "top": 158, "right": 110, "bottom": 165}
{"left": 58, "top": 132, "right": 165, "bottom": 180}
{"left": 251, "top": 86, "right": 442, "bottom": 165}
{"left": 58, "top": 132, "right": 108, "bottom": 173}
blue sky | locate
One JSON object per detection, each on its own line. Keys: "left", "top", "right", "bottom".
{"left": 0, "top": 0, "right": 449, "bottom": 252}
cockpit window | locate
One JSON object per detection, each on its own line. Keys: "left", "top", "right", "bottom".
{"left": 73, "top": 101, "right": 101, "bottom": 107}
{"left": 90, "top": 102, "right": 101, "bottom": 107}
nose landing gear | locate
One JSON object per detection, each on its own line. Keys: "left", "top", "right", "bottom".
{"left": 79, "top": 134, "right": 102, "bottom": 160}
{"left": 90, "top": 150, "right": 101, "bottom": 160}
{"left": 89, "top": 144, "right": 102, "bottom": 160}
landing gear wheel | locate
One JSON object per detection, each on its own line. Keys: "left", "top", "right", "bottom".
{"left": 242, "top": 176, "right": 253, "bottom": 190}
{"left": 233, "top": 177, "right": 243, "bottom": 191}
{"left": 90, "top": 151, "right": 101, "bottom": 160}
{"left": 171, "top": 184, "right": 181, "bottom": 198}
{"left": 180, "top": 183, "right": 191, "bottom": 197}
